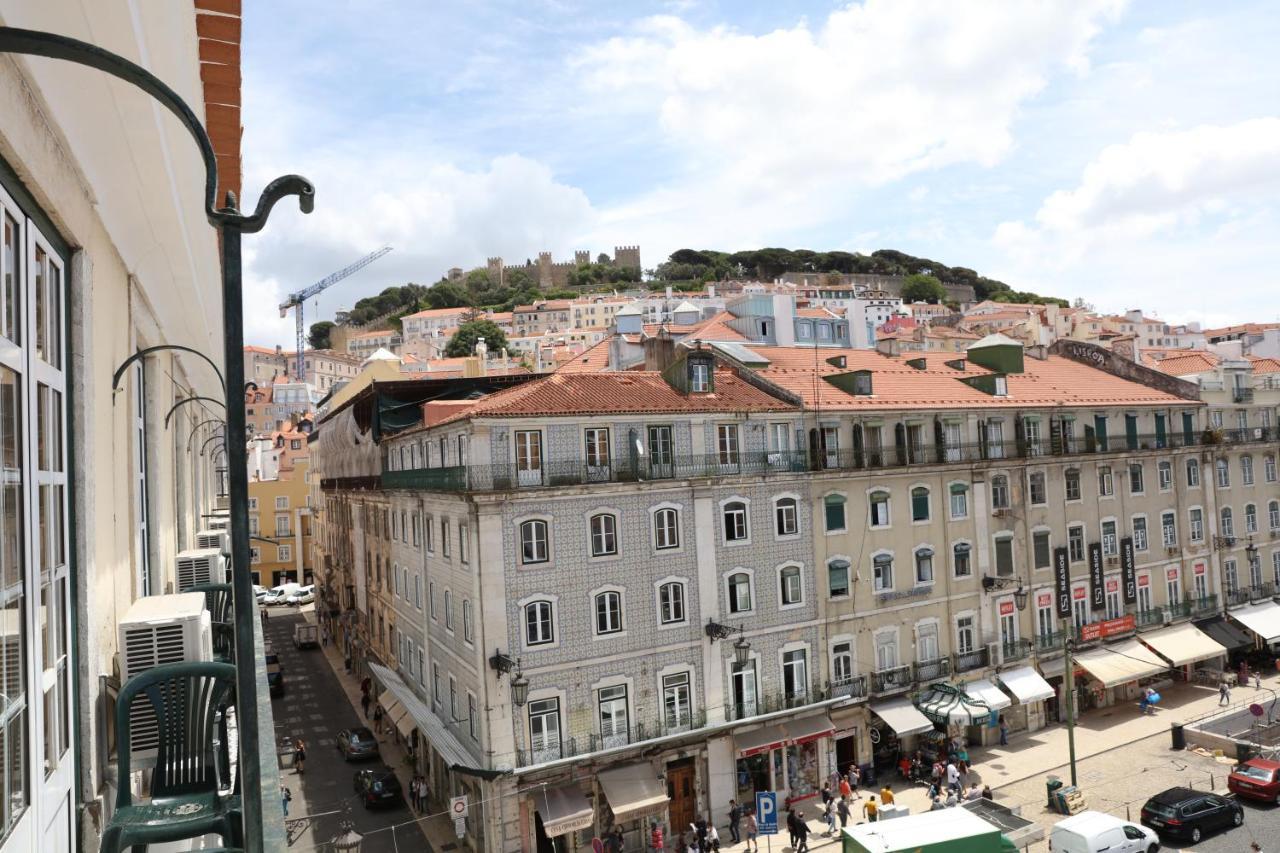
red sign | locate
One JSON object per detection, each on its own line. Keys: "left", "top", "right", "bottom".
{"left": 1194, "top": 562, "right": 1206, "bottom": 576}
{"left": 1038, "top": 592, "right": 1053, "bottom": 608}
{"left": 999, "top": 601, "right": 1015, "bottom": 616}
{"left": 1138, "top": 574, "right": 1150, "bottom": 588}
{"left": 1167, "top": 568, "right": 1180, "bottom": 580}
{"left": 1073, "top": 587, "right": 1087, "bottom": 600}
{"left": 1106, "top": 578, "right": 1119, "bottom": 593}
{"left": 1078, "top": 614, "right": 1137, "bottom": 642}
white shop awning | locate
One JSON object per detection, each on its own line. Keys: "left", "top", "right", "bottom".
{"left": 598, "top": 762, "right": 670, "bottom": 822}
{"left": 784, "top": 713, "right": 835, "bottom": 745}
{"left": 962, "top": 679, "right": 1011, "bottom": 712}
{"left": 535, "top": 783, "right": 594, "bottom": 837}
{"left": 997, "top": 666, "right": 1055, "bottom": 704}
{"left": 367, "top": 662, "right": 492, "bottom": 778}
{"left": 1140, "top": 623, "right": 1228, "bottom": 667}
{"left": 734, "top": 724, "right": 788, "bottom": 757}
{"left": 395, "top": 709, "right": 417, "bottom": 739}
{"left": 870, "top": 697, "right": 935, "bottom": 737}
{"left": 1074, "top": 640, "right": 1169, "bottom": 688}
{"left": 917, "top": 685, "right": 997, "bottom": 726}
{"left": 1230, "top": 601, "right": 1280, "bottom": 643}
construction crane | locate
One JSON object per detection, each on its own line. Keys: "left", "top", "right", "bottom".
{"left": 278, "top": 246, "right": 393, "bottom": 380}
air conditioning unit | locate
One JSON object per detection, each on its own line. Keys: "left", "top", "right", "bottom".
{"left": 194, "top": 528, "right": 230, "bottom": 554}
{"left": 1167, "top": 546, "right": 1181, "bottom": 555}
{"left": 118, "top": 593, "right": 213, "bottom": 767}
{"left": 175, "top": 548, "right": 227, "bottom": 592}
{"left": 985, "top": 642, "right": 1000, "bottom": 667}
{"left": 1106, "top": 556, "right": 1119, "bottom": 568}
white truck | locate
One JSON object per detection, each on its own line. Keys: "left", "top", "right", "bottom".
{"left": 1049, "top": 811, "right": 1159, "bottom": 853}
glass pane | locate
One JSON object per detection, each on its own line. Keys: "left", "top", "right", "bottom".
{"left": 0, "top": 367, "right": 21, "bottom": 592}
{"left": 1, "top": 212, "right": 17, "bottom": 345}
{"left": 33, "top": 245, "right": 44, "bottom": 364}
{"left": 3, "top": 708, "right": 28, "bottom": 832}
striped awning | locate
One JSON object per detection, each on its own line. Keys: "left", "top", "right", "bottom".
{"left": 916, "top": 684, "right": 997, "bottom": 726}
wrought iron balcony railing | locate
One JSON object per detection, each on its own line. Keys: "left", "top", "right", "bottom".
{"left": 953, "top": 646, "right": 990, "bottom": 673}
{"left": 913, "top": 658, "right": 951, "bottom": 683}
{"left": 1001, "top": 638, "right": 1033, "bottom": 663}
{"left": 871, "top": 665, "right": 914, "bottom": 695}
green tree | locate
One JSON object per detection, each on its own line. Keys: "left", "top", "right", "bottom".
{"left": 444, "top": 320, "right": 509, "bottom": 358}
{"left": 425, "top": 280, "right": 469, "bottom": 309}
{"left": 900, "top": 273, "right": 947, "bottom": 304}
{"left": 307, "top": 320, "right": 335, "bottom": 350}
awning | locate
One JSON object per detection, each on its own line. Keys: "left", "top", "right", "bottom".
{"left": 378, "top": 689, "right": 395, "bottom": 710}
{"left": 535, "top": 783, "right": 594, "bottom": 837}
{"left": 598, "top": 762, "right": 670, "bottom": 822}
{"left": 870, "top": 697, "right": 935, "bottom": 737}
{"left": 997, "top": 666, "right": 1055, "bottom": 704}
{"left": 916, "top": 684, "right": 997, "bottom": 726}
{"left": 1229, "top": 601, "right": 1280, "bottom": 643}
{"left": 734, "top": 724, "right": 787, "bottom": 757}
{"left": 784, "top": 713, "right": 835, "bottom": 745}
{"left": 1074, "top": 640, "right": 1169, "bottom": 688}
{"left": 1140, "top": 623, "right": 1228, "bottom": 667}
{"left": 383, "top": 700, "right": 405, "bottom": 726}
{"left": 962, "top": 679, "right": 1012, "bottom": 712}
{"left": 396, "top": 709, "right": 417, "bottom": 739}
{"left": 1198, "top": 616, "right": 1253, "bottom": 652}
{"left": 1038, "top": 657, "right": 1067, "bottom": 678}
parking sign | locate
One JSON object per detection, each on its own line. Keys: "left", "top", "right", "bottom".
{"left": 755, "top": 791, "right": 778, "bottom": 835}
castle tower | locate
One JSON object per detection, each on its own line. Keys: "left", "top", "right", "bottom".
{"left": 487, "top": 256, "right": 504, "bottom": 286}
{"left": 574, "top": 250, "right": 590, "bottom": 266}
{"left": 614, "top": 245, "right": 641, "bottom": 271}
{"left": 537, "top": 251, "right": 553, "bottom": 288}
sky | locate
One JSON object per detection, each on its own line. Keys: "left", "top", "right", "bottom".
{"left": 239, "top": 0, "right": 1280, "bottom": 348}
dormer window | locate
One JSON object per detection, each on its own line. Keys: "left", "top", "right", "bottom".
{"left": 689, "top": 359, "right": 712, "bottom": 393}
{"left": 993, "top": 376, "right": 1008, "bottom": 396}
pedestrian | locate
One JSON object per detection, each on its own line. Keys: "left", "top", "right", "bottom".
{"left": 1220, "top": 680, "right": 1231, "bottom": 705}
{"left": 863, "top": 795, "right": 879, "bottom": 823}
{"left": 410, "top": 776, "right": 420, "bottom": 811}
{"left": 945, "top": 790, "right": 958, "bottom": 807}
{"left": 821, "top": 781, "right": 833, "bottom": 807}
{"left": 946, "top": 761, "right": 960, "bottom": 792}
{"left": 848, "top": 764, "right": 862, "bottom": 800}
{"left": 999, "top": 717, "right": 1008, "bottom": 746}
{"left": 728, "top": 800, "right": 742, "bottom": 845}
{"left": 793, "top": 813, "right": 810, "bottom": 853}
{"left": 360, "top": 691, "right": 371, "bottom": 717}
{"left": 694, "top": 814, "right": 708, "bottom": 850}
{"left": 981, "top": 784, "right": 993, "bottom": 799}
{"left": 1257, "top": 671, "right": 1263, "bottom": 691}
{"left": 605, "top": 826, "right": 625, "bottom": 853}
{"left": 823, "top": 797, "right": 836, "bottom": 835}
{"left": 361, "top": 675, "right": 372, "bottom": 694}
{"left": 744, "top": 810, "right": 759, "bottom": 852}
{"left": 838, "top": 774, "right": 852, "bottom": 800}
{"left": 374, "top": 703, "right": 384, "bottom": 734}
{"left": 837, "top": 796, "right": 850, "bottom": 829}
{"left": 965, "top": 785, "right": 982, "bottom": 801}
{"left": 879, "top": 785, "right": 894, "bottom": 806}
{"left": 280, "top": 783, "right": 291, "bottom": 816}
{"left": 650, "top": 821, "right": 665, "bottom": 853}
{"left": 706, "top": 824, "right": 720, "bottom": 852}
{"left": 293, "top": 737, "right": 306, "bottom": 774}
{"left": 786, "top": 808, "right": 799, "bottom": 848}
{"left": 261, "top": 606, "right": 267, "bottom": 623}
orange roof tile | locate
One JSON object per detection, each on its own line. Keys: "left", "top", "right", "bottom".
{"left": 1248, "top": 356, "right": 1280, "bottom": 374}
{"left": 682, "top": 311, "right": 750, "bottom": 343}
{"left": 402, "top": 306, "right": 469, "bottom": 320}
{"left": 557, "top": 336, "right": 615, "bottom": 373}
{"left": 1144, "top": 352, "right": 1220, "bottom": 376}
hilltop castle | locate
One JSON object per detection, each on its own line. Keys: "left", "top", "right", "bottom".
{"left": 449, "top": 246, "right": 641, "bottom": 290}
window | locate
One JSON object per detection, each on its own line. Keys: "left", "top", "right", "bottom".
{"left": 248, "top": 497, "right": 259, "bottom": 511}
{"left": 659, "top": 581, "right": 686, "bottom": 624}
{"left": 1224, "top": 559, "right": 1238, "bottom": 595}
{"left": 1065, "top": 468, "right": 1081, "bottom": 501}
{"left": 690, "top": 361, "right": 710, "bottom": 392}
{"left": 429, "top": 582, "right": 437, "bottom": 619}
{"left": 1128, "top": 463, "right": 1144, "bottom": 495}
{"left": 1267, "top": 455, "right": 1278, "bottom": 484}
{"left": 727, "top": 572, "right": 753, "bottom": 613}
{"left": 589, "top": 513, "right": 618, "bottom": 557}
{"left": 953, "top": 543, "right": 972, "bottom": 577}
{"left": 278, "top": 544, "right": 292, "bottom": 562}
{"left": 1024, "top": 418, "right": 1043, "bottom": 456}
{"left": 1221, "top": 507, "right": 1235, "bottom": 539}
{"left": 782, "top": 649, "right": 808, "bottom": 699}
{"left": 444, "top": 590, "right": 454, "bottom": 630}
{"left": 717, "top": 424, "right": 740, "bottom": 466}
{"left": 1275, "top": 551, "right": 1280, "bottom": 587}
{"left": 1033, "top": 531, "right": 1051, "bottom": 569}
{"left": 956, "top": 616, "right": 976, "bottom": 655}
{"left": 425, "top": 515, "right": 434, "bottom": 552}
{"left": 524, "top": 600, "right": 555, "bottom": 646}
{"left": 1102, "top": 520, "right": 1118, "bottom": 556}
{"left": 442, "top": 520, "right": 452, "bottom": 556}
{"left": 1162, "top": 512, "right": 1177, "bottom": 548}
{"left": 1216, "top": 458, "right": 1231, "bottom": 488}
{"left": 873, "top": 554, "right": 894, "bottom": 591}
{"left": 1158, "top": 461, "right": 1172, "bottom": 491}
{"left": 1270, "top": 501, "right": 1280, "bottom": 531}
{"left": 520, "top": 519, "right": 549, "bottom": 564}
{"left": 869, "top": 491, "right": 891, "bottom": 527}
{"left": 584, "top": 427, "right": 611, "bottom": 471}
{"left": 275, "top": 496, "right": 289, "bottom": 510}
{"left": 779, "top": 566, "right": 803, "bottom": 605}
{"left": 663, "top": 672, "right": 693, "bottom": 729}
{"left": 1028, "top": 472, "right": 1046, "bottom": 505}
{"left": 1098, "top": 465, "right": 1114, "bottom": 497}
{"left": 1242, "top": 455, "right": 1255, "bottom": 486}
{"left": 949, "top": 483, "right": 968, "bottom": 519}
{"left": 723, "top": 501, "right": 748, "bottom": 542}
{"left": 991, "top": 476, "right": 1009, "bottom": 509}
{"left": 910, "top": 487, "right": 930, "bottom": 522}
{"left": 828, "top": 559, "right": 850, "bottom": 597}
{"left": 1132, "top": 517, "right": 1148, "bottom": 552}
{"left": 595, "top": 591, "right": 623, "bottom": 635}
{"left": 994, "top": 536, "right": 1014, "bottom": 576}
{"left": 915, "top": 548, "right": 934, "bottom": 584}
{"left": 250, "top": 547, "right": 261, "bottom": 564}
{"left": 774, "top": 497, "right": 798, "bottom": 537}
{"left": 529, "top": 697, "right": 561, "bottom": 759}
{"left": 275, "top": 514, "right": 290, "bottom": 538}
{"left": 598, "top": 685, "right": 629, "bottom": 745}
{"left": 1189, "top": 508, "right": 1205, "bottom": 542}
{"left": 1186, "top": 458, "right": 1200, "bottom": 487}
{"left": 468, "top": 694, "right": 478, "bottom": 740}
{"left": 824, "top": 494, "right": 846, "bottom": 532}
{"left": 1246, "top": 504, "right": 1258, "bottom": 535}
{"left": 654, "top": 508, "right": 680, "bottom": 550}
{"left": 831, "top": 642, "right": 854, "bottom": 683}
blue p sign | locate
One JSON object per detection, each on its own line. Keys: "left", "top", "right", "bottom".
{"left": 755, "top": 791, "right": 778, "bottom": 835}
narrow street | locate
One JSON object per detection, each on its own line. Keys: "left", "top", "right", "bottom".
{"left": 264, "top": 610, "right": 429, "bottom": 853}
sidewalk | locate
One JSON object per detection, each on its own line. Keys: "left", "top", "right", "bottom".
{"left": 317, "top": 636, "right": 461, "bottom": 852}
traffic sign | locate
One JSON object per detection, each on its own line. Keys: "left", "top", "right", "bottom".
{"left": 454, "top": 817, "right": 466, "bottom": 839}
{"left": 755, "top": 791, "right": 778, "bottom": 835}
{"left": 451, "top": 795, "right": 469, "bottom": 818}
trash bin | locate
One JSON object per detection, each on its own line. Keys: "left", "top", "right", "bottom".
{"left": 1237, "top": 741, "right": 1254, "bottom": 763}
{"left": 1170, "top": 723, "right": 1185, "bottom": 751}
{"left": 1046, "top": 776, "right": 1063, "bottom": 808}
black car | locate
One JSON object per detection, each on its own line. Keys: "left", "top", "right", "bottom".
{"left": 264, "top": 643, "right": 284, "bottom": 696}
{"left": 336, "top": 726, "right": 380, "bottom": 761}
{"left": 1141, "top": 787, "right": 1243, "bottom": 843}
{"left": 353, "top": 768, "right": 403, "bottom": 809}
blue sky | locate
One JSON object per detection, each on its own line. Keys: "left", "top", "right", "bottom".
{"left": 240, "top": 0, "right": 1280, "bottom": 346}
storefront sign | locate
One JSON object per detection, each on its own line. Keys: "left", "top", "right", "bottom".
{"left": 1167, "top": 567, "right": 1180, "bottom": 581}
{"left": 1138, "top": 574, "right": 1150, "bottom": 588}
{"left": 1106, "top": 578, "right": 1118, "bottom": 593}
{"left": 1038, "top": 591, "right": 1052, "bottom": 608}
{"left": 1073, "top": 586, "right": 1086, "bottom": 600}
{"left": 1078, "top": 614, "right": 1136, "bottom": 642}
{"left": 1194, "top": 561, "right": 1206, "bottom": 576}
{"left": 999, "top": 600, "right": 1015, "bottom": 616}
{"left": 1088, "top": 542, "right": 1105, "bottom": 611}
{"left": 1054, "top": 547, "right": 1071, "bottom": 618}
{"left": 1120, "top": 537, "right": 1137, "bottom": 604}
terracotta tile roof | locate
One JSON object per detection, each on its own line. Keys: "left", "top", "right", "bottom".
{"left": 349, "top": 329, "right": 394, "bottom": 340}
{"left": 1248, "top": 356, "right": 1280, "bottom": 374}
{"left": 243, "top": 345, "right": 283, "bottom": 355}
{"left": 556, "top": 335, "right": 615, "bottom": 373}
{"left": 682, "top": 311, "right": 750, "bottom": 343}
{"left": 1143, "top": 351, "right": 1220, "bottom": 376}
{"left": 1203, "top": 322, "right": 1280, "bottom": 338}
{"left": 796, "top": 307, "right": 840, "bottom": 319}
{"left": 402, "top": 307, "right": 468, "bottom": 320}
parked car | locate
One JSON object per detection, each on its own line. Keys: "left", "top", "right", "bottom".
{"left": 353, "top": 768, "right": 403, "bottom": 809}
{"left": 1049, "top": 810, "right": 1159, "bottom": 853}
{"left": 263, "top": 583, "right": 301, "bottom": 606}
{"left": 285, "top": 585, "right": 315, "bottom": 605}
{"left": 292, "top": 623, "right": 319, "bottom": 649}
{"left": 252, "top": 584, "right": 267, "bottom": 602}
{"left": 1140, "top": 787, "right": 1242, "bottom": 844}
{"left": 264, "top": 642, "right": 284, "bottom": 697}
{"left": 336, "top": 727, "right": 380, "bottom": 761}
{"left": 1229, "top": 758, "right": 1280, "bottom": 805}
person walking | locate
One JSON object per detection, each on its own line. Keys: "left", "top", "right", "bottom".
{"left": 373, "top": 703, "right": 384, "bottom": 735}
{"left": 847, "top": 764, "right": 862, "bottom": 800}
{"left": 706, "top": 824, "right": 721, "bottom": 852}
{"left": 999, "top": 718, "right": 1009, "bottom": 746}
{"left": 293, "top": 738, "right": 306, "bottom": 774}
{"left": 786, "top": 808, "right": 799, "bottom": 849}
{"left": 280, "top": 783, "right": 291, "bottom": 816}
{"left": 743, "top": 811, "right": 758, "bottom": 853}
{"left": 360, "top": 690, "right": 372, "bottom": 718}
{"left": 728, "top": 800, "right": 742, "bottom": 845}
{"left": 879, "top": 785, "right": 894, "bottom": 806}
{"left": 650, "top": 821, "right": 665, "bottom": 853}
{"left": 863, "top": 795, "right": 879, "bottom": 823}
{"left": 1220, "top": 680, "right": 1231, "bottom": 705}
{"left": 694, "top": 814, "right": 708, "bottom": 851}
{"left": 838, "top": 774, "right": 852, "bottom": 801}
{"left": 946, "top": 761, "right": 960, "bottom": 792}
{"left": 837, "top": 796, "right": 850, "bottom": 829}
{"left": 823, "top": 797, "right": 836, "bottom": 835}
{"left": 793, "top": 812, "right": 810, "bottom": 853}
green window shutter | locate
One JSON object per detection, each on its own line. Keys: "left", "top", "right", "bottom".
{"left": 1154, "top": 413, "right": 1167, "bottom": 448}
{"left": 1094, "top": 415, "right": 1109, "bottom": 451}
{"left": 1125, "top": 414, "right": 1138, "bottom": 450}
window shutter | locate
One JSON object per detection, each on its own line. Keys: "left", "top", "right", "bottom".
{"left": 978, "top": 421, "right": 990, "bottom": 460}
{"left": 894, "top": 423, "right": 907, "bottom": 466}
{"left": 851, "top": 423, "right": 864, "bottom": 468}
{"left": 1049, "top": 418, "right": 1063, "bottom": 456}
{"left": 933, "top": 418, "right": 945, "bottom": 464}
{"left": 1014, "top": 416, "right": 1027, "bottom": 458}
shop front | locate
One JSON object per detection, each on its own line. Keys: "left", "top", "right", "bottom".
{"left": 915, "top": 683, "right": 1002, "bottom": 762}
{"left": 598, "top": 762, "right": 670, "bottom": 851}
{"left": 532, "top": 783, "right": 595, "bottom": 853}
{"left": 732, "top": 713, "right": 834, "bottom": 806}
{"left": 867, "top": 698, "right": 935, "bottom": 781}
{"left": 1139, "top": 622, "right": 1228, "bottom": 680}
{"left": 958, "top": 679, "right": 1012, "bottom": 746}
{"left": 1197, "top": 615, "right": 1254, "bottom": 670}
{"left": 995, "top": 666, "right": 1055, "bottom": 733}
{"left": 829, "top": 705, "right": 869, "bottom": 778}
{"left": 1073, "top": 638, "right": 1170, "bottom": 707}
{"left": 1228, "top": 600, "right": 1280, "bottom": 654}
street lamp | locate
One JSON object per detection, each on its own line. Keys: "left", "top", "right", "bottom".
{"left": 733, "top": 633, "right": 752, "bottom": 668}
{"left": 707, "top": 619, "right": 752, "bottom": 666}
{"left": 982, "top": 575, "right": 1028, "bottom": 610}
{"left": 332, "top": 821, "right": 364, "bottom": 852}
{"left": 511, "top": 670, "right": 530, "bottom": 708}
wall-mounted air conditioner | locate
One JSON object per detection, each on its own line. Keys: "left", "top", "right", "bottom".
{"left": 175, "top": 548, "right": 227, "bottom": 592}
{"left": 118, "top": 592, "right": 213, "bottom": 767}
{"left": 194, "top": 528, "right": 230, "bottom": 554}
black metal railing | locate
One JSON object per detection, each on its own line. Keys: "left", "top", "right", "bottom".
{"left": 913, "top": 658, "right": 951, "bottom": 683}
{"left": 953, "top": 647, "right": 990, "bottom": 673}
{"left": 1136, "top": 608, "right": 1165, "bottom": 629}
{"left": 516, "top": 708, "right": 711, "bottom": 766}
{"left": 1034, "top": 630, "right": 1067, "bottom": 654}
{"left": 1001, "top": 638, "right": 1033, "bottom": 663}
{"left": 871, "top": 665, "right": 913, "bottom": 695}
{"left": 382, "top": 426, "right": 1280, "bottom": 492}
{"left": 828, "top": 675, "right": 869, "bottom": 701}
{"left": 1235, "top": 388, "right": 1256, "bottom": 404}
{"left": 1193, "top": 593, "right": 1221, "bottom": 615}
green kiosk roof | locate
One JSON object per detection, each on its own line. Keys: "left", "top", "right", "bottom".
{"left": 842, "top": 807, "right": 1018, "bottom": 853}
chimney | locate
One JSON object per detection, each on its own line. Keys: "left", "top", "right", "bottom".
{"left": 643, "top": 332, "right": 677, "bottom": 372}
{"left": 707, "top": 284, "right": 716, "bottom": 298}
{"left": 876, "top": 337, "right": 899, "bottom": 357}
{"left": 665, "top": 286, "right": 673, "bottom": 300}
{"left": 462, "top": 357, "right": 485, "bottom": 377}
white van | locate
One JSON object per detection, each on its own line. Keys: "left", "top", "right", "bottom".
{"left": 263, "top": 583, "right": 302, "bottom": 606}
{"left": 1050, "top": 811, "right": 1159, "bottom": 853}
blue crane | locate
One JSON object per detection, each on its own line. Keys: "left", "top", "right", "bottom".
{"left": 278, "top": 246, "right": 393, "bottom": 380}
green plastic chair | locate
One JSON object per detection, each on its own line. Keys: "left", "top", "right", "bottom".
{"left": 100, "top": 661, "right": 243, "bottom": 853}
{"left": 189, "top": 583, "right": 235, "bottom": 663}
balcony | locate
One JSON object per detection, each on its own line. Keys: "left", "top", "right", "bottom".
{"left": 871, "top": 665, "right": 913, "bottom": 695}
{"left": 1193, "top": 593, "right": 1221, "bottom": 616}
{"left": 1165, "top": 601, "right": 1192, "bottom": 622}
{"left": 516, "top": 709, "right": 710, "bottom": 767}
{"left": 827, "top": 675, "right": 869, "bottom": 702}
{"left": 378, "top": 426, "right": 1280, "bottom": 494}
{"left": 1034, "top": 630, "right": 1068, "bottom": 656}
{"left": 953, "top": 647, "right": 990, "bottom": 674}
{"left": 1001, "top": 638, "right": 1033, "bottom": 663}
{"left": 1235, "top": 387, "right": 1256, "bottom": 404}
{"left": 1136, "top": 608, "right": 1165, "bottom": 630}
{"left": 913, "top": 657, "right": 951, "bottom": 683}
